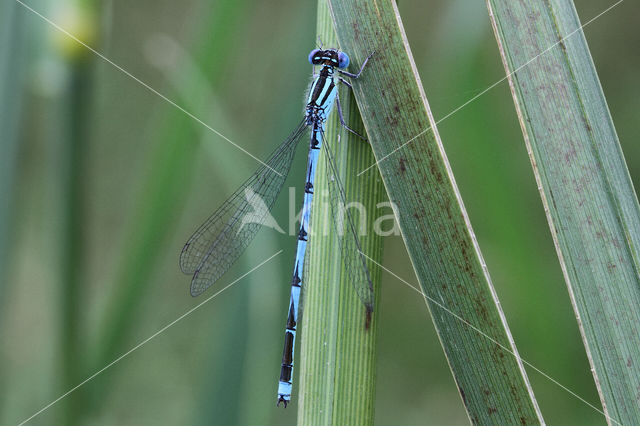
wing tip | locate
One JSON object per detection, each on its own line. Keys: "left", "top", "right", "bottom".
{"left": 179, "top": 243, "right": 192, "bottom": 274}
{"left": 190, "top": 270, "right": 203, "bottom": 297}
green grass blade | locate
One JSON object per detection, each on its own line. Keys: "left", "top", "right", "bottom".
{"left": 327, "top": 0, "right": 544, "bottom": 423}
{"left": 58, "top": 54, "right": 95, "bottom": 426}
{"left": 296, "top": 1, "right": 385, "bottom": 423}
{"left": 91, "top": 0, "right": 250, "bottom": 416}
{"left": 43, "top": 3, "right": 100, "bottom": 423}
{"left": 0, "top": 0, "right": 31, "bottom": 414}
{"left": 0, "top": 1, "right": 28, "bottom": 312}
{"left": 486, "top": 1, "right": 640, "bottom": 423}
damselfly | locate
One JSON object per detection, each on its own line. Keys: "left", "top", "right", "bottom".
{"left": 180, "top": 48, "right": 374, "bottom": 407}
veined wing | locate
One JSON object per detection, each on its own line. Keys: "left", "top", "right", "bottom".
{"left": 181, "top": 119, "right": 307, "bottom": 296}
{"left": 321, "top": 133, "right": 375, "bottom": 314}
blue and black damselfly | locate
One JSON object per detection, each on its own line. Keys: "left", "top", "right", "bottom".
{"left": 180, "top": 48, "right": 374, "bottom": 407}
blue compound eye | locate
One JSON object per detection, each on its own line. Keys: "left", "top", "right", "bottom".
{"left": 308, "top": 49, "right": 321, "bottom": 65}
{"left": 338, "top": 52, "right": 350, "bottom": 69}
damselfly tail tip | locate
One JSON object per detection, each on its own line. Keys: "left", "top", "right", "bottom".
{"left": 178, "top": 244, "right": 190, "bottom": 273}
{"left": 277, "top": 395, "right": 289, "bottom": 408}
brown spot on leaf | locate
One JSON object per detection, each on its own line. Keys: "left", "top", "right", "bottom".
{"left": 399, "top": 158, "right": 407, "bottom": 173}
{"left": 458, "top": 386, "right": 467, "bottom": 405}
{"left": 584, "top": 119, "right": 592, "bottom": 132}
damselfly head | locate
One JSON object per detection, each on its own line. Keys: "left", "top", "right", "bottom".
{"left": 308, "top": 49, "right": 350, "bottom": 69}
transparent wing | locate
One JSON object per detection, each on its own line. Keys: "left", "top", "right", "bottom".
{"left": 181, "top": 119, "right": 307, "bottom": 296}
{"left": 321, "top": 133, "right": 375, "bottom": 314}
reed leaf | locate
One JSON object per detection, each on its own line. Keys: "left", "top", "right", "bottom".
{"left": 327, "top": 0, "right": 544, "bottom": 422}
{"left": 0, "top": 0, "right": 28, "bottom": 314}
{"left": 297, "top": 1, "right": 386, "bottom": 423}
{"left": 0, "top": 1, "right": 31, "bottom": 415}
{"left": 486, "top": 1, "right": 640, "bottom": 424}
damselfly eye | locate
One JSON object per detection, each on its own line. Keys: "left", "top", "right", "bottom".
{"left": 337, "top": 52, "right": 350, "bottom": 69}
{"left": 308, "top": 49, "right": 321, "bottom": 65}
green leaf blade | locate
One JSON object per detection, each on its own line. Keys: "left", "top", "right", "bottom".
{"left": 487, "top": 0, "right": 640, "bottom": 423}
{"left": 328, "top": 0, "right": 544, "bottom": 423}
{"left": 296, "top": 2, "right": 385, "bottom": 424}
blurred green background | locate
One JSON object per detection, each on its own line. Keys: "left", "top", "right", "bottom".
{"left": 1, "top": 0, "right": 638, "bottom": 425}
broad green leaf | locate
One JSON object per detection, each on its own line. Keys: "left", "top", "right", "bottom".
{"left": 327, "top": 0, "right": 544, "bottom": 423}
{"left": 487, "top": 1, "right": 640, "bottom": 424}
